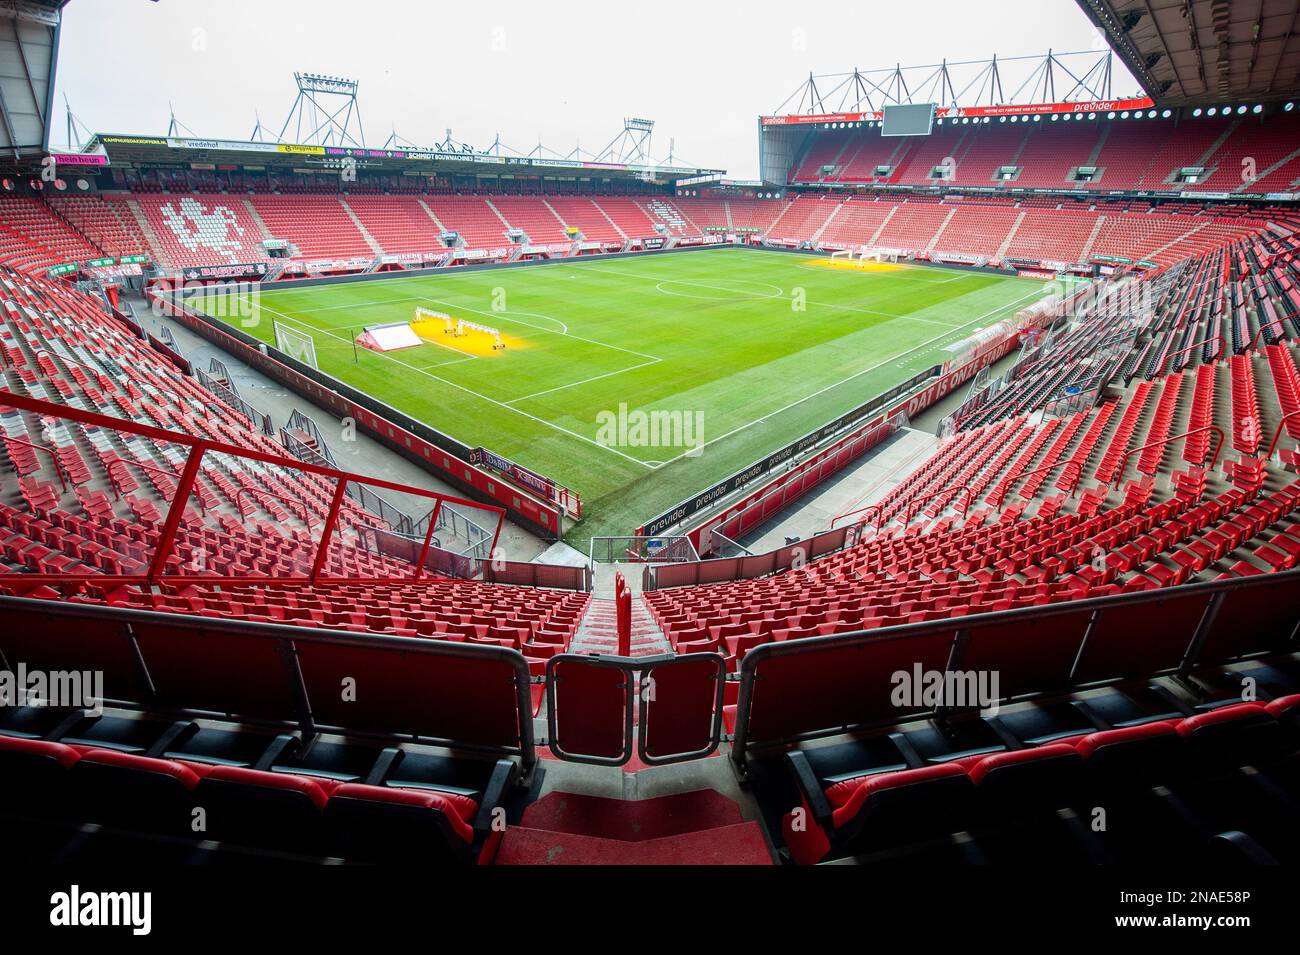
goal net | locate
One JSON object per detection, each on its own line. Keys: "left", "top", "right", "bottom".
{"left": 273, "top": 320, "right": 319, "bottom": 369}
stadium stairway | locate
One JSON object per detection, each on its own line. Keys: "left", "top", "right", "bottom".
{"left": 568, "top": 563, "right": 670, "bottom": 655}
{"left": 494, "top": 789, "right": 771, "bottom": 865}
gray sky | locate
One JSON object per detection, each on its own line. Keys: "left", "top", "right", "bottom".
{"left": 53, "top": 0, "right": 1138, "bottom": 178}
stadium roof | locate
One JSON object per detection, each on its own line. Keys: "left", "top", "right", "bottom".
{"left": 0, "top": 0, "right": 67, "bottom": 159}
{"left": 83, "top": 133, "right": 724, "bottom": 183}
{"left": 1079, "top": 0, "right": 1300, "bottom": 106}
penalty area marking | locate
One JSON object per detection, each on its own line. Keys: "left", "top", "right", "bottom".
{"left": 231, "top": 295, "right": 659, "bottom": 469}
{"left": 504, "top": 356, "right": 663, "bottom": 405}
{"left": 649, "top": 284, "right": 1048, "bottom": 469}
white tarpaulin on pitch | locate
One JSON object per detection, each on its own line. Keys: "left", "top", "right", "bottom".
{"left": 362, "top": 322, "right": 423, "bottom": 352}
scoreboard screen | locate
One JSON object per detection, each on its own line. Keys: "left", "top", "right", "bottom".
{"left": 882, "top": 103, "right": 935, "bottom": 137}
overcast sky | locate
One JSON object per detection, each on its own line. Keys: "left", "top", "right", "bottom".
{"left": 52, "top": 0, "right": 1138, "bottom": 178}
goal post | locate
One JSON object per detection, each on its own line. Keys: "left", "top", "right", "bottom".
{"left": 273, "top": 320, "right": 319, "bottom": 369}
{"left": 832, "top": 247, "right": 902, "bottom": 266}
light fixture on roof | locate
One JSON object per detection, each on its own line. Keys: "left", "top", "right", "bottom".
{"left": 1286, "top": 102, "right": 1295, "bottom": 112}
{"left": 1251, "top": 104, "right": 1262, "bottom": 114}
{"left": 1161, "top": 109, "right": 1172, "bottom": 118}
{"left": 1108, "top": 111, "right": 1116, "bottom": 119}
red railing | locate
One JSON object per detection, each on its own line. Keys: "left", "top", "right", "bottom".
{"left": 1247, "top": 308, "right": 1299, "bottom": 351}
{"left": 234, "top": 485, "right": 315, "bottom": 527}
{"left": 0, "top": 388, "right": 505, "bottom": 587}
{"left": 2, "top": 435, "right": 69, "bottom": 491}
{"left": 830, "top": 504, "right": 882, "bottom": 530}
{"left": 1158, "top": 335, "right": 1224, "bottom": 376}
{"left": 1266, "top": 411, "right": 1300, "bottom": 460}
{"left": 106, "top": 458, "right": 206, "bottom": 515}
{"left": 903, "top": 485, "right": 973, "bottom": 526}
{"left": 992, "top": 458, "right": 1085, "bottom": 509}
{"left": 1116, "top": 425, "right": 1226, "bottom": 485}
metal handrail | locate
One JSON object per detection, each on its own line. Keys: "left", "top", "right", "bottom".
{"left": 0, "top": 388, "right": 505, "bottom": 585}
{"left": 1248, "top": 308, "right": 1300, "bottom": 351}
{"left": 903, "top": 485, "right": 973, "bottom": 526}
{"left": 1159, "top": 334, "right": 1224, "bottom": 376}
{"left": 993, "top": 458, "right": 1085, "bottom": 509}
{"left": 2, "top": 435, "right": 69, "bottom": 491}
{"left": 830, "top": 503, "right": 882, "bottom": 530}
{"left": 1266, "top": 411, "right": 1300, "bottom": 460}
{"left": 107, "top": 458, "right": 206, "bottom": 514}
{"left": 1117, "top": 424, "right": 1226, "bottom": 482}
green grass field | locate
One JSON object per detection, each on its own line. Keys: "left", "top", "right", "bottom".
{"left": 195, "top": 248, "right": 1053, "bottom": 547}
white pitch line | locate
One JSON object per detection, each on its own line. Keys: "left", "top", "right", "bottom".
{"left": 232, "top": 256, "right": 1044, "bottom": 475}
{"left": 416, "top": 352, "right": 480, "bottom": 367}
{"left": 308, "top": 288, "right": 662, "bottom": 365}
{"left": 650, "top": 285, "right": 1048, "bottom": 468}
{"left": 411, "top": 295, "right": 663, "bottom": 362}
{"left": 241, "top": 297, "right": 658, "bottom": 469}
{"left": 262, "top": 284, "right": 663, "bottom": 365}
{"left": 560, "top": 258, "right": 996, "bottom": 328}
{"left": 505, "top": 357, "right": 662, "bottom": 405}
{"left": 557, "top": 262, "right": 786, "bottom": 299}
{"left": 295, "top": 294, "right": 572, "bottom": 335}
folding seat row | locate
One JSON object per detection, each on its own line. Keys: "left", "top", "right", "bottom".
{"left": 1229, "top": 354, "right": 1263, "bottom": 453}
{"left": 1092, "top": 381, "right": 1155, "bottom": 484}
{"left": 1013, "top": 410, "right": 1086, "bottom": 501}
{"left": 1057, "top": 400, "right": 1120, "bottom": 493}
{"left": 782, "top": 697, "right": 1299, "bottom": 864}
{"left": 48, "top": 196, "right": 150, "bottom": 259}
{"left": 1183, "top": 362, "right": 1217, "bottom": 464}
{"left": 544, "top": 197, "right": 624, "bottom": 243}
{"left": 764, "top": 196, "right": 839, "bottom": 243}
{"left": 1266, "top": 344, "right": 1300, "bottom": 441}
{"left": 1136, "top": 373, "right": 1183, "bottom": 474}
{"left": 131, "top": 193, "right": 271, "bottom": 270}
{"left": 0, "top": 734, "right": 506, "bottom": 864}
{"left": 993, "top": 417, "right": 1075, "bottom": 506}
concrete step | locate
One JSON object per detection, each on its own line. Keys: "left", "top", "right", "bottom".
{"left": 495, "top": 821, "right": 771, "bottom": 865}
{"left": 568, "top": 596, "right": 670, "bottom": 656}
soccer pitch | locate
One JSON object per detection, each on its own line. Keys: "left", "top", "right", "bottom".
{"left": 195, "top": 248, "right": 1053, "bottom": 546}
